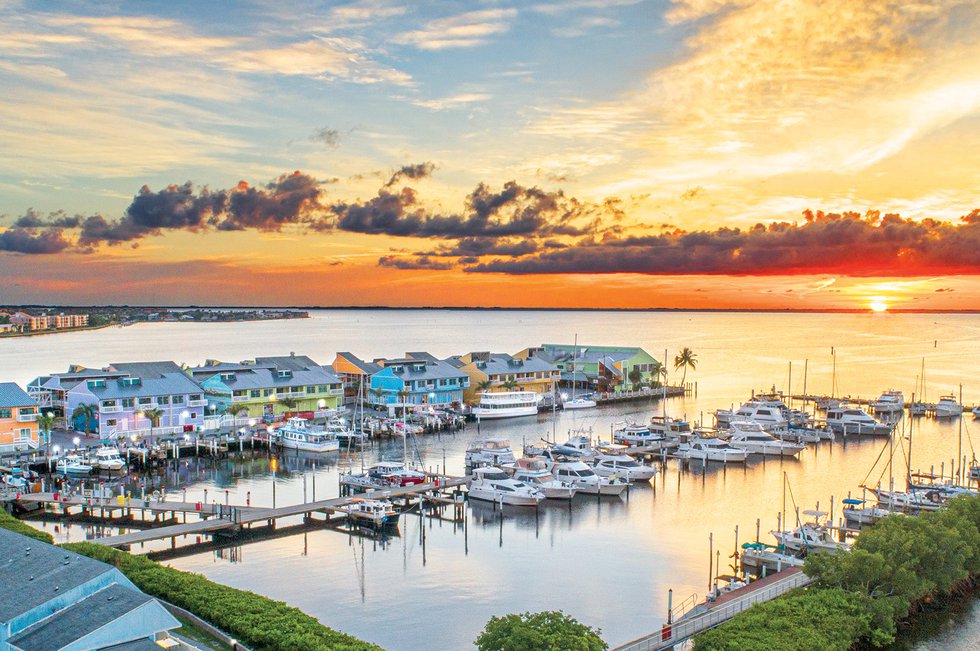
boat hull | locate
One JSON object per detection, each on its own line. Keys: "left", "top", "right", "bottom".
{"left": 471, "top": 406, "right": 539, "bottom": 419}
{"left": 468, "top": 487, "right": 542, "bottom": 506}
{"left": 279, "top": 439, "right": 340, "bottom": 453}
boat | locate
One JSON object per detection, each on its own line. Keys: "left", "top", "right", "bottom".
{"left": 552, "top": 431, "right": 597, "bottom": 458}
{"left": 91, "top": 446, "right": 126, "bottom": 471}
{"left": 552, "top": 460, "right": 629, "bottom": 496}
{"left": 715, "top": 400, "right": 788, "bottom": 430}
{"left": 675, "top": 436, "right": 748, "bottom": 463}
{"left": 871, "top": 390, "right": 904, "bottom": 414}
{"left": 337, "top": 498, "right": 400, "bottom": 527}
{"left": 56, "top": 454, "right": 93, "bottom": 475}
{"left": 908, "top": 401, "right": 929, "bottom": 416}
{"left": 612, "top": 422, "right": 672, "bottom": 449}
{"left": 370, "top": 461, "right": 427, "bottom": 487}
{"left": 739, "top": 542, "right": 805, "bottom": 576}
{"left": 1, "top": 472, "right": 29, "bottom": 490}
{"left": 471, "top": 391, "right": 542, "bottom": 419}
{"left": 771, "top": 511, "right": 845, "bottom": 554}
{"left": 726, "top": 421, "right": 805, "bottom": 457}
{"left": 511, "top": 458, "right": 577, "bottom": 499}
{"left": 647, "top": 415, "right": 694, "bottom": 439}
{"left": 464, "top": 437, "right": 517, "bottom": 467}
{"left": 825, "top": 405, "right": 892, "bottom": 436}
{"left": 276, "top": 417, "right": 340, "bottom": 453}
{"left": 467, "top": 466, "right": 545, "bottom": 506}
{"left": 868, "top": 487, "right": 943, "bottom": 512}
{"left": 327, "top": 418, "right": 366, "bottom": 446}
{"left": 972, "top": 407, "right": 980, "bottom": 419}
{"left": 563, "top": 395, "right": 597, "bottom": 410}
{"left": 841, "top": 498, "right": 895, "bottom": 528}
{"left": 933, "top": 395, "right": 963, "bottom": 418}
{"left": 591, "top": 452, "right": 657, "bottom": 481}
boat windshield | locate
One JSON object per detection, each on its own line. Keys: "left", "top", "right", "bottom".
{"left": 481, "top": 471, "right": 510, "bottom": 481}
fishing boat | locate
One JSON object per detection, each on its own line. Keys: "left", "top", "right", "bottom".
{"left": 871, "top": 390, "right": 904, "bottom": 414}
{"left": 552, "top": 460, "right": 629, "bottom": 496}
{"left": 337, "top": 498, "right": 400, "bottom": 527}
{"left": 511, "top": 458, "right": 577, "bottom": 499}
{"left": 464, "top": 437, "right": 517, "bottom": 467}
{"left": 726, "top": 421, "right": 805, "bottom": 457}
{"left": 675, "top": 436, "right": 748, "bottom": 463}
{"left": 56, "top": 454, "right": 93, "bottom": 475}
{"left": 468, "top": 467, "right": 545, "bottom": 506}
{"left": 825, "top": 405, "right": 892, "bottom": 436}
{"left": 276, "top": 417, "right": 340, "bottom": 453}
{"left": 91, "top": 446, "right": 126, "bottom": 471}
{"left": 471, "top": 391, "right": 542, "bottom": 419}
{"left": 933, "top": 395, "right": 963, "bottom": 418}
{"left": 591, "top": 451, "right": 657, "bottom": 481}
{"left": 739, "top": 542, "right": 805, "bottom": 576}
{"left": 551, "top": 430, "right": 597, "bottom": 458}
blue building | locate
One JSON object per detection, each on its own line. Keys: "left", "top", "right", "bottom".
{"left": 369, "top": 352, "right": 469, "bottom": 410}
{"left": 0, "top": 528, "right": 180, "bottom": 651}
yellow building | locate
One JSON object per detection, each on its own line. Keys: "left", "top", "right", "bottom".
{"left": 449, "top": 352, "right": 560, "bottom": 404}
{"left": 0, "top": 382, "right": 39, "bottom": 452}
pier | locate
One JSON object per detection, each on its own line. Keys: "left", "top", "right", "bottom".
{"left": 612, "top": 568, "right": 811, "bottom": 651}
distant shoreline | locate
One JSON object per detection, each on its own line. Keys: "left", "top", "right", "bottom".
{"left": 0, "top": 314, "right": 310, "bottom": 338}
{"left": 3, "top": 305, "right": 979, "bottom": 314}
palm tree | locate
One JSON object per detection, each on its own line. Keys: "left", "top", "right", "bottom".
{"left": 224, "top": 404, "right": 247, "bottom": 417}
{"left": 72, "top": 403, "right": 97, "bottom": 434}
{"left": 37, "top": 412, "right": 56, "bottom": 455}
{"left": 476, "top": 380, "right": 493, "bottom": 393}
{"left": 396, "top": 389, "right": 411, "bottom": 416}
{"left": 142, "top": 407, "right": 164, "bottom": 433}
{"left": 628, "top": 366, "right": 643, "bottom": 391}
{"left": 500, "top": 379, "right": 520, "bottom": 391}
{"left": 370, "top": 386, "right": 386, "bottom": 408}
{"left": 277, "top": 397, "right": 299, "bottom": 413}
{"left": 674, "top": 347, "right": 698, "bottom": 386}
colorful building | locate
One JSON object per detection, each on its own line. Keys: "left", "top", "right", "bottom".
{"left": 0, "top": 383, "right": 39, "bottom": 453}
{"left": 448, "top": 352, "right": 560, "bottom": 404}
{"left": 66, "top": 361, "right": 208, "bottom": 438}
{"left": 517, "top": 344, "right": 662, "bottom": 393}
{"left": 189, "top": 354, "right": 343, "bottom": 419}
{"left": 369, "top": 352, "right": 469, "bottom": 409}
{"left": 332, "top": 351, "right": 383, "bottom": 401}
{"left": 27, "top": 366, "right": 127, "bottom": 417}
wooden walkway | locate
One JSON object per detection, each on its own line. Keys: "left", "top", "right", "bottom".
{"left": 92, "top": 476, "right": 469, "bottom": 548}
{"left": 611, "top": 568, "right": 811, "bottom": 651}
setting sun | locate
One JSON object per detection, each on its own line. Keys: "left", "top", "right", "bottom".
{"left": 869, "top": 297, "right": 889, "bottom": 312}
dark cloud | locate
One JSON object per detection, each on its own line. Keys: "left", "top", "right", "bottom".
{"left": 429, "top": 237, "right": 539, "bottom": 258}
{"left": 312, "top": 127, "right": 341, "bottom": 148}
{"left": 384, "top": 162, "right": 436, "bottom": 188}
{"left": 466, "top": 210, "right": 980, "bottom": 277}
{"left": 377, "top": 255, "right": 453, "bottom": 270}
{"left": 0, "top": 228, "right": 73, "bottom": 254}
{"left": 218, "top": 172, "right": 323, "bottom": 231}
{"left": 13, "top": 209, "right": 83, "bottom": 229}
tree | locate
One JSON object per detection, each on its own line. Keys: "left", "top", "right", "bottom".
{"left": 476, "top": 380, "right": 493, "bottom": 393}
{"left": 224, "top": 404, "right": 247, "bottom": 418}
{"left": 674, "top": 347, "right": 698, "bottom": 386}
{"left": 142, "top": 407, "right": 164, "bottom": 432}
{"left": 370, "top": 386, "right": 386, "bottom": 407}
{"left": 37, "top": 412, "right": 56, "bottom": 455}
{"left": 72, "top": 403, "right": 97, "bottom": 434}
{"left": 628, "top": 366, "right": 643, "bottom": 390}
{"left": 476, "top": 611, "right": 606, "bottom": 651}
{"left": 500, "top": 379, "right": 520, "bottom": 391}
{"left": 396, "top": 389, "right": 411, "bottom": 416}
{"left": 277, "top": 397, "right": 299, "bottom": 412}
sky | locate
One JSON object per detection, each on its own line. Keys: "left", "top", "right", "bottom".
{"left": 1, "top": 0, "right": 979, "bottom": 310}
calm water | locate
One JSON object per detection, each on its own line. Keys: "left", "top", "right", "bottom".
{"left": 4, "top": 310, "right": 980, "bottom": 650}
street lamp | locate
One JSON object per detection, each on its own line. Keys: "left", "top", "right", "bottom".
{"left": 72, "top": 436, "right": 80, "bottom": 449}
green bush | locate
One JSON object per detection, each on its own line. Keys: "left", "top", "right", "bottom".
{"left": 0, "top": 510, "right": 55, "bottom": 544}
{"left": 475, "top": 610, "right": 607, "bottom": 651}
{"left": 64, "top": 543, "right": 382, "bottom": 651}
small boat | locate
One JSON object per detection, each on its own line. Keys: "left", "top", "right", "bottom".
{"left": 739, "top": 542, "right": 805, "bottom": 576}
{"left": 553, "top": 461, "right": 629, "bottom": 496}
{"left": 813, "top": 396, "right": 842, "bottom": 411}
{"left": 825, "top": 405, "right": 892, "bottom": 436}
{"left": 972, "top": 407, "right": 980, "bottom": 419}
{"left": 871, "top": 390, "right": 904, "bottom": 414}
{"left": 842, "top": 498, "right": 894, "bottom": 528}
{"left": 1, "top": 472, "right": 29, "bottom": 490}
{"left": 511, "top": 458, "right": 576, "bottom": 499}
{"left": 369, "top": 461, "right": 427, "bottom": 487}
{"left": 276, "top": 417, "right": 340, "bottom": 453}
{"left": 563, "top": 394, "right": 596, "bottom": 410}
{"left": 471, "top": 391, "right": 542, "bottom": 419}
{"left": 707, "top": 575, "right": 748, "bottom": 602}
{"left": 675, "top": 436, "right": 748, "bottom": 463}
{"left": 57, "top": 454, "right": 93, "bottom": 475}
{"left": 465, "top": 437, "right": 517, "bottom": 467}
{"left": 468, "top": 466, "right": 545, "bottom": 506}
{"left": 908, "top": 401, "right": 929, "bottom": 416}
{"left": 933, "top": 395, "right": 963, "bottom": 418}
{"left": 91, "top": 446, "right": 127, "bottom": 472}
{"left": 726, "top": 421, "right": 805, "bottom": 457}
{"left": 771, "top": 511, "right": 845, "bottom": 554}
{"left": 552, "top": 432, "right": 596, "bottom": 458}
{"left": 868, "top": 487, "right": 943, "bottom": 512}
{"left": 337, "top": 498, "right": 400, "bottom": 527}
{"left": 591, "top": 452, "right": 657, "bottom": 481}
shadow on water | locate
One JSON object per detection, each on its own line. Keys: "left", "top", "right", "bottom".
{"left": 884, "top": 595, "right": 980, "bottom": 651}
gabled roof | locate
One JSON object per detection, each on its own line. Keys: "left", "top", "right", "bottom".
{"left": 473, "top": 353, "right": 558, "bottom": 376}
{"left": 75, "top": 362, "right": 204, "bottom": 400}
{"left": 376, "top": 356, "right": 468, "bottom": 382}
{"left": 334, "top": 352, "right": 382, "bottom": 375}
{"left": 191, "top": 355, "right": 339, "bottom": 391}
{"left": 0, "top": 382, "right": 36, "bottom": 409}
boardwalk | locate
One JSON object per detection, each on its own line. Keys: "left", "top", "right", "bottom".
{"left": 612, "top": 568, "right": 811, "bottom": 651}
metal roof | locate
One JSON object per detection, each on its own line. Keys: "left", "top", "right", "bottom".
{"left": 0, "top": 382, "right": 36, "bottom": 408}
{"left": 472, "top": 353, "right": 558, "bottom": 376}
{"left": 334, "top": 352, "right": 382, "bottom": 375}
{"left": 193, "top": 356, "right": 340, "bottom": 391}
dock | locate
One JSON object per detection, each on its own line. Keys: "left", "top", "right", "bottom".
{"left": 612, "top": 568, "right": 811, "bottom": 651}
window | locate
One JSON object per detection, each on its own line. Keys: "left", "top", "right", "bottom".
{"left": 106, "top": 419, "right": 116, "bottom": 427}
{"left": 250, "top": 389, "right": 261, "bottom": 398}
{"left": 158, "top": 396, "right": 170, "bottom": 405}
{"left": 102, "top": 400, "right": 117, "bottom": 408}
{"left": 20, "top": 406, "right": 36, "bottom": 415}
{"left": 138, "top": 397, "right": 152, "bottom": 405}
{"left": 307, "top": 385, "right": 316, "bottom": 393}
{"left": 233, "top": 390, "right": 247, "bottom": 398}
{"left": 264, "top": 389, "right": 274, "bottom": 397}
{"left": 0, "top": 409, "right": 11, "bottom": 419}
{"left": 318, "top": 385, "right": 328, "bottom": 393}
{"left": 190, "top": 394, "right": 202, "bottom": 401}
{"left": 122, "top": 398, "right": 135, "bottom": 408}
{"left": 172, "top": 395, "right": 185, "bottom": 404}
{"left": 15, "top": 428, "right": 31, "bottom": 441}
{"left": 276, "top": 387, "right": 288, "bottom": 395}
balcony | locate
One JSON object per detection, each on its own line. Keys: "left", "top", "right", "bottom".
{"left": 17, "top": 413, "right": 38, "bottom": 422}
{"left": 231, "top": 395, "right": 250, "bottom": 403}
{"left": 187, "top": 399, "right": 208, "bottom": 407}
{"left": 101, "top": 404, "right": 123, "bottom": 413}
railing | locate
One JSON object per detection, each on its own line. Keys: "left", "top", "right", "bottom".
{"left": 100, "top": 405, "right": 123, "bottom": 413}
{"left": 17, "top": 413, "right": 38, "bottom": 422}
{"left": 187, "top": 399, "right": 208, "bottom": 407}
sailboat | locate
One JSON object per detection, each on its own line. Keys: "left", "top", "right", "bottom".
{"left": 564, "top": 334, "right": 596, "bottom": 410}
{"left": 908, "top": 359, "right": 928, "bottom": 416}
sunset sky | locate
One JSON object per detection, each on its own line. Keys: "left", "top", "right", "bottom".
{"left": 1, "top": 0, "right": 979, "bottom": 309}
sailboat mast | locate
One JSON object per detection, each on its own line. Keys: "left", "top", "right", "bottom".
{"left": 802, "top": 359, "right": 808, "bottom": 408}
{"left": 958, "top": 384, "right": 963, "bottom": 484}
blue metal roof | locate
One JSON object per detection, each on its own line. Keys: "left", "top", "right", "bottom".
{"left": 0, "top": 382, "right": 36, "bottom": 408}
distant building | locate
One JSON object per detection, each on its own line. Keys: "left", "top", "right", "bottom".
{"left": 448, "top": 352, "right": 560, "bottom": 404}
{"left": 369, "top": 353, "right": 469, "bottom": 409}
{"left": 53, "top": 314, "right": 89, "bottom": 328}
{"left": 8, "top": 313, "right": 49, "bottom": 331}
{"left": 189, "top": 354, "right": 343, "bottom": 419}
{"left": 0, "top": 527, "right": 181, "bottom": 651}
{"left": 6, "top": 312, "right": 88, "bottom": 332}
{"left": 516, "top": 344, "right": 662, "bottom": 393}
{"left": 0, "top": 383, "right": 39, "bottom": 453}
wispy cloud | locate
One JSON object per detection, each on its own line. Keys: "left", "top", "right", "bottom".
{"left": 413, "top": 92, "right": 492, "bottom": 110}
{"left": 393, "top": 8, "right": 518, "bottom": 50}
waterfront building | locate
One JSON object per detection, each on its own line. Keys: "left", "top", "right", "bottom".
{"left": 0, "top": 528, "right": 180, "bottom": 651}
{"left": 189, "top": 354, "right": 343, "bottom": 419}
{"left": 53, "top": 314, "right": 89, "bottom": 328}
{"left": 448, "top": 352, "right": 560, "bottom": 404}
{"left": 0, "top": 383, "right": 38, "bottom": 453}
{"left": 516, "top": 344, "right": 662, "bottom": 393}
{"left": 27, "top": 367, "right": 127, "bottom": 417}
{"left": 65, "top": 361, "right": 207, "bottom": 438}
{"left": 369, "top": 352, "right": 469, "bottom": 410}
{"left": 8, "top": 312, "right": 49, "bottom": 331}
{"left": 332, "top": 352, "right": 383, "bottom": 401}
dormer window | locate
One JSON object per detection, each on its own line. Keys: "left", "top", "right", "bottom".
{"left": 87, "top": 380, "right": 106, "bottom": 389}
{"left": 121, "top": 377, "right": 141, "bottom": 386}
{"left": 220, "top": 373, "right": 234, "bottom": 381}
{"left": 277, "top": 370, "right": 292, "bottom": 378}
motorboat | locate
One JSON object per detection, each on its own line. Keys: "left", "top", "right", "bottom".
{"left": 675, "top": 436, "right": 748, "bottom": 463}
{"left": 726, "top": 421, "right": 805, "bottom": 457}
{"left": 708, "top": 575, "right": 748, "bottom": 602}
{"left": 337, "top": 498, "right": 400, "bottom": 527}
{"left": 552, "top": 461, "right": 629, "bottom": 496}
{"left": 591, "top": 452, "right": 657, "bottom": 481}
{"left": 471, "top": 391, "right": 542, "bottom": 419}
{"left": 552, "top": 432, "right": 596, "bottom": 458}
{"left": 328, "top": 419, "right": 367, "bottom": 446}
{"left": 825, "top": 405, "right": 892, "bottom": 436}
{"left": 908, "top": 401, "right": 929, "bottom": 416}
{"left": 57, "top": 454, "right": 93, "bottom": 475}
{"left": 563, "top": 393, "right": 596, "bottom": 410}
{"left": 276, "top": 417, "right": 340, "bottom": 453}
{"left": 648, "top": 415, "right": 693, "bottom": 439}
{"left": 91, "top": 446, "right": 126, "bottom": 471}
{"left": 771, "top": 511, "right": 845, "bottom": 554}
{"left": 933, "top": 395, "right": 963, "bottom": 418}
{"left": 715, "top": 401, "right": 788, "bottom": 430}
{"left": 868, "top": 487, "right": 943, "bottom": 512}
{"left": 842, "top": 498, "right": 895, "bottom": 528}
{"left": 340, "top": 461, "right": 427, "bottom": 490}
{"left": 465, "top": 437, "right": 517, "bottom": 467}
{"left": 814, "top": 396, "right": 842, "bottom": 411}
{"left": 468, "top": 467, "right": 545, "bottom": 506}
{"left": 739, "top": 542, "right": 805, "bottom": 576}
{"left": 511, "top": 458, "right": 577, "bottom": 499}
{"left": 871, "top": 390, "right": 904, "bottom": 414}
{"left": 972, "top": 407, "right": 980, "bottom": 419}
{"left": 612, "top": 422, "right": 673, "bottom": 449}
{"left": 1, "top": 472, "right": 29, "bottom": 490}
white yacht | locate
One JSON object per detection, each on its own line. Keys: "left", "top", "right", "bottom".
{"left": 465, "top": 437, "right": 517, "bottom": 467}
{"left": 612, "top": 422, "right": 673, "bottom": 449}
{"left": 933, "top": 395, "right": 963, "bottom": 418}
{"left": 648, "top": 415, "right": 693, "bottom": 439}
{"left": 337, "top": 498, "right": 400, "bottom": 527}
{"left": 471, "top": 391, "right": 542, "bottom": 419}
{"left": 552, "top": 432, "right": 596, "bottom": 459}
{"left": 591, "top": 452, "right": 657, "bottom": 481}
{"left": 675, "top": 436, "right": 748, "bottom": 463}
{"left": 871, "top": 390, "right": 904, "bottom": 414}
{"left": 563, "top": 393, "right": 597, "bottom": 410}
{"left": 825, "top": 406, "right": 891, "bottom": 436}
{"left": 511, "top": 458, "right": 577, "bottom": 499}
{"left": 340, "top": 461, "right": 427, "bottom": 490}
{"left": 842, "top": 498, "right": 895, "bottom": 528}
{"left": 972, "top": 406, "right": 980, "bottom": 419}
{"left": 57, "top": 454, "right": 93, "bottom": 474}
{"left": 715, "top": 401, "right": 788, "bottom": 430}
{"left": 739, "top": 542, "right": 805, "bottom": 576}
{"left": 771, "top": 512, "right": 844, "bottom": 554}
{"left": 91, "top": 446, "right": 126, "bottom": 472}
{"left": 726, "top": 421, "right": 805, "bottom": 457}
{"left": 553, "top": 461, "right": 629, "bottom": 496}
{"left": 276, "top": 417, "right": 340, "bottom": 453}
{"left": 468, "top": 467, "right": 545, "bottom": 506}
